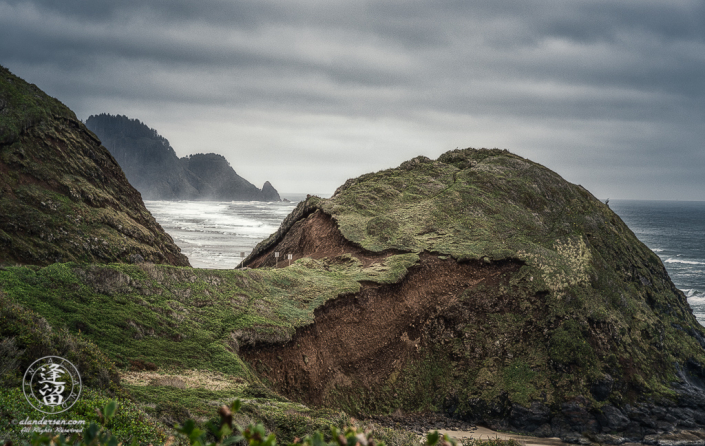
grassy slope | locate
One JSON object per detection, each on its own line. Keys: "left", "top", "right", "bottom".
{"left": 0, "top": 254, "right": 418, "bottom": 442}
{"left": 0, "top": 292, "right": 168, "bottom": 443}
{"left": 0, "top": 256, "right": 417, "bottom": 374}
{"left": 0, "top": 64, "right": 188, "bottom": 266}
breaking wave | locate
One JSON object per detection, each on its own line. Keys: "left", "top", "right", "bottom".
{"left": 665, "top": 258, "right": 705, "bottom": 266}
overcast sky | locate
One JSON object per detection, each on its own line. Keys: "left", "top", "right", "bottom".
{"left": 1, "top": 0, "right": 704, "bottom": 199}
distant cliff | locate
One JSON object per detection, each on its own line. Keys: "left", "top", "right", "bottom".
{"left": 181, "top": 153, "right": 280, "bottom": 201}
{"left": 86, "top": 114, "right": 280, "bottom": 201}
{"left": 0, "top": 66, "right": 190, "bottom": 266}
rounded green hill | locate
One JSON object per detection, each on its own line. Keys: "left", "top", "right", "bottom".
{"left": 244, "top": 148, "right": 705, "bottom": 439}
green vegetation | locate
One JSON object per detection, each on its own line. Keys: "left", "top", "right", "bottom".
{"left": 10, "top": 399, "right": 506, "bottom": 446}
{"left": 0, "top": 254, "right": 423, "bottom": 442}
{"left": 4, "top": 68, "right": 705, "bottom": 439}
{"left": 320, "top": 150, "right": 705, "bottom": 406}
{"left": 0, "top": 388, "right": 167, "bottom": 444}
{"left": 244, "top": 148, "right": 705, "bottom": 420}
{"left": 124, "top": 383, "right": 352, "bottom": 444}
{"left": 0, "top": 65, "right": 189, "bottom": 266}
{"left": 0, "top": 291, "right": 122, "bottom": 392}
{"left": 0, "top": 295, "right": 167, "bottom": 443}
{"left": 0, "top": 256, "right": 417, "bottom": 374}
{"left": 548, "top": 320, "right": 596, "bottom": 369}
{"left": 4, "top": 147, "right": 705, "bottom": 435}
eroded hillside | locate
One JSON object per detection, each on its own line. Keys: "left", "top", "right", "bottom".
{"left": 242, "top": 149, "right": 705, "bottom": 440}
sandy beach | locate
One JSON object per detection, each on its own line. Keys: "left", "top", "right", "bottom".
{"left": 436, "top": 426, "right": 567, "bottom": 446}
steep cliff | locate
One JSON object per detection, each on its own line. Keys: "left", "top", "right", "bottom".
{"left": 0, "top": 66, "right": 189, "bottom": 266}
{"left": 242, "top": 149, "right": 705, "bottom": 441}
{"left": 86, "top": 114, "right": 280, "bottom": 201}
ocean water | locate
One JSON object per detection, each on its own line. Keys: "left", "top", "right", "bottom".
{"left": 144, "top": 199, "right": 299, "bottom": 269}
{"left": 611, "top": 200, "right": 705, "bottom": 326}
{"left": 143, "top": 198, "right": 705, "bottom": 325}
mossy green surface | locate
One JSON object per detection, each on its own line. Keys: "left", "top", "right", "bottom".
{"left": 246, "top": 148, "right": 705, "bottom": 419}
{"left": 0, "top": 255, "right": 417, "bottom": 375}
{"left": 0, "top": 294, "right": 167, "bottom": 443}
{"left": 0, "top": 387, "right": 168, "bottom": 444}
{"left": 0, "top": 256, "right": 420, "bottom": 441}
{"left": 124, "top": 383, "right": 350, "bottom": 444}
{"left": 0, "top": 291, "right": 122, "bottom": 393}
{"left": 0, "top": 64, "right": 189, "bottom": 266}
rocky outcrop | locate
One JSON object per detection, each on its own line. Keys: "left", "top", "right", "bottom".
{"left": 0, "top": 65, "right": 190, "bottom": 266}
{"left": 86, "top": 114, "right": 280, "bottom": 201}
{"left": 261, "top": 181, "right": 280, "bottom": 201}
{"left": 242, "top": 148, "right": 705, "bottom": 443}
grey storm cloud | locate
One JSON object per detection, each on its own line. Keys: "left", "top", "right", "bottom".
{"left": 1, "top": 0, "right": 704, "bottom": 199}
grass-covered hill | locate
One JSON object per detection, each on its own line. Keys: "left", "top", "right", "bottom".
{"left": 243, "top": 149, "right": 705, "bottom": 440}
{"left": 0, "top": 66, "right": 189, "bottom": 266}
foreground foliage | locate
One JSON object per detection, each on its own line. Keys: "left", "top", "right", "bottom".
{"left": 9, "top": 400, "right": 496, "bottom": 446}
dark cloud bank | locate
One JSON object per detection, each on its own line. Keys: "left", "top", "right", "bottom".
{"left": 1, "top": 0, "right": 704, "bottom": 199}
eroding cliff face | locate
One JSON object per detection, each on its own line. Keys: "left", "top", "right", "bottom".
{"left": 0, "top": 65, "right": 190, "bottom": 266}
{"left": 243, "top": 149, "right": 705, "bottom": 441}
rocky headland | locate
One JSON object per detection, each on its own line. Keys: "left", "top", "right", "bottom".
{"left": 242, "top": 149, "right": 705, "bottom": 443}
{"left": 86, "top": 113, "right": 281, "bottom": 201}
{"left": 0, "top": 66, "right": 189, "bottom": 266}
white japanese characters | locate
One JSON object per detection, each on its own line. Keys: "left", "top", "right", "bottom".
{"left": 23, "top": 356, "right": 82, "bottom": 414}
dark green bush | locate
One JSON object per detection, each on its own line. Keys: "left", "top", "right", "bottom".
{"left": 0, "top": 294, "right": 122, "bottom": 394}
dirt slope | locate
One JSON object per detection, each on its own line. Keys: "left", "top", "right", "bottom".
{"left": 246, "top": 211, "right": 402, "bottom": 269}
{"left": 244, "top": 214, "right": 522, "bottom": 406}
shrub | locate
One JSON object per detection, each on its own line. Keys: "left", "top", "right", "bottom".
{"left": 11, "top": 399, "right": 464, "bottom": 446}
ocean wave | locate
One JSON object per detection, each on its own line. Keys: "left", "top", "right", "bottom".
{"left": 683, "top": 289, "right": 705, "bottom": 306}
{"left": 652, "top": 248, "right": 664, "bottom": 252}
{"left": 693, "top": 313, "right": 705, "bottom": 327}
{"left": 665, "top": 258, "right": 705, "bottom": 265}
{"left": 684, "top": 288, "right": 705, "bottom": 298}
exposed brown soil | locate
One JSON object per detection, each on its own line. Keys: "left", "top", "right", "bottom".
{"left": 245, "top": 210, "right": 402, "bottom": 268}
{"left": 242, "top": 211, "right": 522, "bottom": 406}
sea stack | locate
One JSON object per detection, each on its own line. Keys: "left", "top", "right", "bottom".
{"left": 261, "top": 181, "right": 281, "bottom": 201}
